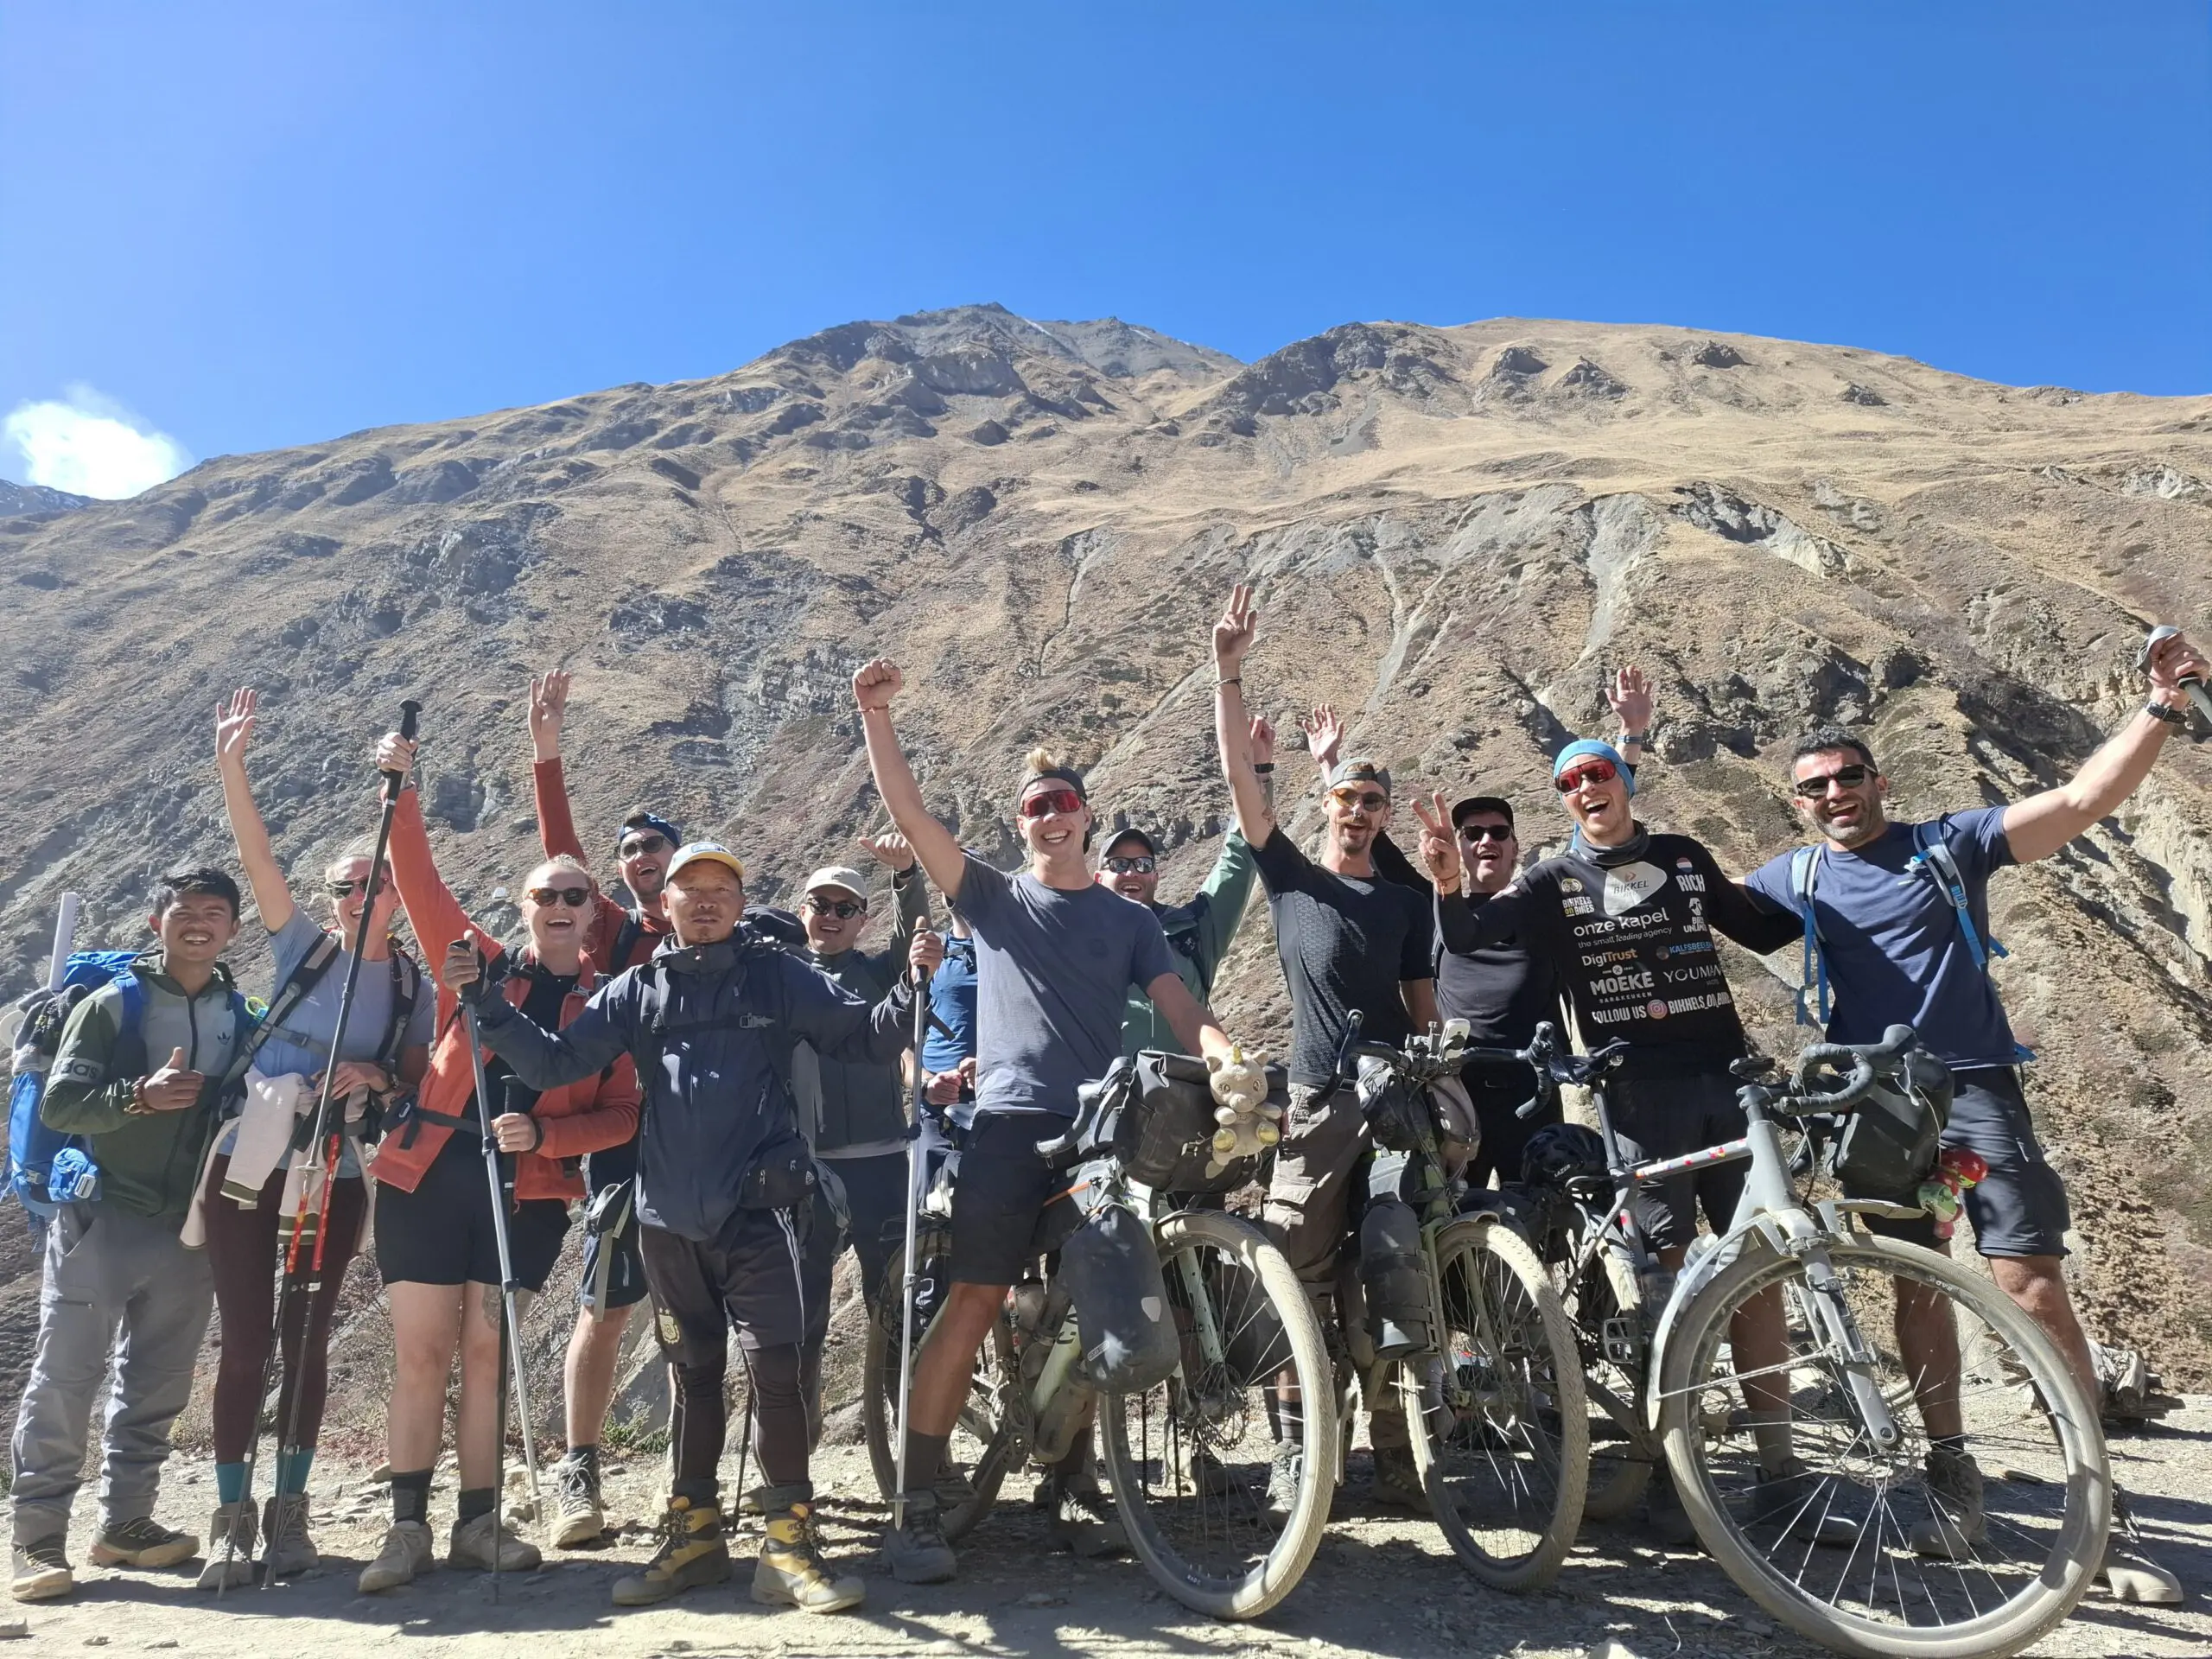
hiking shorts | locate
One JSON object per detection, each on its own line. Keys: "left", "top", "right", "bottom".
{"left": 948, "top": 1112, "right": 1077, "bottom": 1288}
{"left": 1607, "top": 1064, "right": 1749, "bottom": 1255}
{"left": 640, "top": 1207, "right": 808, "bottom": 1357}
{"left": 576, "top": 1141, "right": 648, "bottom": 1313}
{"left": 1861, "top": 1067, "right": 2070, "bottom": 1259}
{"left": 374, "top": 1131, "right": 569, "bottom": 1293}
{"left": 1262, "top": 1083, "right": 1368, "bottom": 1288}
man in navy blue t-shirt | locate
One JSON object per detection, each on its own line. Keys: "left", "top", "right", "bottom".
{"left": 1744, "top": 625, "right": 2207, "bottom": 1600}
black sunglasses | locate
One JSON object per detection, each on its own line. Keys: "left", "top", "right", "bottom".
{"left": 327, "top": 874, "right": 391, "bottom": 899}
{"left": 805, "top": 895, "right": 865, "bottom": 919}
{"left": 527, "top": 885, "right": 593, "bottom": 907}
{"left": 1457, "top": 823, "right": 1514, "bottom": 843}
{"left": 619, "top": 834, "right": 670, "bottom": 858}
{"left": 1104, "top": 855, "right": 1157, "bottom": 874}
{"left": 1793, "top": 764, "right": 1873, "bottom": 798}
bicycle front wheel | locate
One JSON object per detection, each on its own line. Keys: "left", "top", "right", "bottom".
{"left": 1099, "top": 1208, "right": 1337, "bottom": 1621}
{"left": 1657, "top": 1232, "right": 2109, "bottom": 1659}
{"left": 1402, "top": 1215, "right": 1588, "bottom": 1591}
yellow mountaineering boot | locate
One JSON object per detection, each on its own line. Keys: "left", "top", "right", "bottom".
{"left": 612, "top": 1496, "right": 730, "bottom": 1607}
{"left": 751, "top": 1491, "right": 864, "bottom": 1614}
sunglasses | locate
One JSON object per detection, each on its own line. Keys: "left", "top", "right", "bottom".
{"left": 618, "top": 834, "right": 669, "bottom": 859}
{"left": 1104, "top": 855, "right": 1157, "bottom": 875}
{"left": 1329, "top": 787, "right": 1389, "bottom": 813}
{"left": 1458, "top": 823, "right": 1514, "bottom": 843}
{"left": 1793, "top": 764, "right": 1873, "bottom": 798}
{"left": 1554, "top": 760, "right": 1619, "bottom": 794}
{"left": 1019, "top": 788, "right": 1085, "bottom": 820}
{"left": 805, "top": 895, "right": 865, "bottom": 919}
{"left": 527, "top": 885, "right": 593, "bottom": 907}
{"left": 327, "top": 874, "right": 391, "bottom": 898}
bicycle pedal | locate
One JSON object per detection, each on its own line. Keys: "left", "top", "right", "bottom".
{"left": 1601, "top": 1316, "right": 1640, "bottom": 1367}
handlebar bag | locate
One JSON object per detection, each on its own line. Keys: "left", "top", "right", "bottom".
{"left": 1062, "top": 1199, "right": 1180, "bottom": 1393}
{"left": 1834, "top": 1049, "right": 1954, "bottom": 1202}
{"left": 1111, "top": 1051, "right": 1287, "bottom": 1195}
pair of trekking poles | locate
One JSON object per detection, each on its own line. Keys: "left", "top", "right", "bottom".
{"left": 222, "top": 701, "right": 541, "bottom": 1599}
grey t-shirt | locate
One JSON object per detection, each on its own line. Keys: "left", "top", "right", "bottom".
{"left": 952, "top": 854, "right": 1176, "bottom": 1123}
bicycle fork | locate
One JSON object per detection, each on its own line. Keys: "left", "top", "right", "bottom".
{"left": 1792, "top": 1242, "right": 1904, "bottom": 1453}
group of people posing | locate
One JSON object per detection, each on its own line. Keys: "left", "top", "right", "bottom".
{"left": 10, "top": 584, "right": 2202, "bottom": 1616}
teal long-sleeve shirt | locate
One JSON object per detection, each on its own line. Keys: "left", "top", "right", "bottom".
{"left": 1120, "top": 832, "right": 1257, "bottom": 1057}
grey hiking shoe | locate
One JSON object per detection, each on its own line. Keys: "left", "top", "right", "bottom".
{"left": 89, "top": 1515, "right": 197, "bottom": 1570}
{"left": 1745, "top": 1462, "right": 1860, "bottom": 1548}
{"left": 1047, "top": 1479, "right": 1128, "bottom": 1559}
{"left": 1910, "top": 1446, "right": 1986, "bottom": 1560}
{"left": 2095, "top": 1488, "right": 2182, "bottom": 1605}
{"left": 259, "top": 1493, "right": 320, "bottom": 1577}
{"left": 550, "top": 1454, "right": 607, "bottom": 1548}
{"left": 885, "top": 1490, "right": 957, "bottom": 1585}
{"left": 1263, "top": 1441, "right": 1305, "bottom": 1519}
{"left": 1369, "top": 1446, "right": 1429, "bottom": 1514}
{"left": 358, "top": 1521, "right": 436, "bottom": 1594}
{"left": 448, "top": 1508, "right": 541, "bottom": 1573}
{"left": 196, "top": 1502, "right": 259, "bottom": 1590}
{"left": 10, "top": 1535, "right": 70, "bottom": 1603}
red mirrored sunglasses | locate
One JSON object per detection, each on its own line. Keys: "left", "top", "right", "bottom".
{"left": 1553, "top": 759, "right": 1619, "bottom": 794}
{"left": 1019, "top": 788, "right": 1085, "bottom": 819}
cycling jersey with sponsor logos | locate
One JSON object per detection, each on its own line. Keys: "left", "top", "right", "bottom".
{"left": 1435, "top": 829, "right": 1798, "bottom": 1060}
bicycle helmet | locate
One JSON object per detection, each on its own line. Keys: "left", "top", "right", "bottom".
{"left": 1518, "top": 1123, "right": 1609, "bottom": 1188}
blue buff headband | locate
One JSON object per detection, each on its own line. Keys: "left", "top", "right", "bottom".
{"left": 1553, "top": 739, "right": 1635, "bottom": 798}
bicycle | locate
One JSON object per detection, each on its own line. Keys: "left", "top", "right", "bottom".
{"left": 862, "top": 1055, "right": 1338, "bottom": 1620}
{"left": 1512, "top": 1024, "right": 2110, "bottom": 1659}
{"left": 1330, "top": 1014, "right": 1590, "bottom": 1591}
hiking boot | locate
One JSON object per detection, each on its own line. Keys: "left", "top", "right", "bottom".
{"left": 196, "top": 1502, "right": 259, "bottom": 1590}
{"left": 448, "top": 1507, "right": 541, "bottom": 1573}
{"left": 1745, "top": 1462, "right": 1860, "bottom": 1548}
{"left": 1180, "top": 1441, "right": 1236, "bottom": 1498}
{"left": 752, "top": 1497, "right": 865, "bottom": 1614}
{"left": 10, "top": 1535, "right": 71, "bottom": 1602}
{"left": 884, "top": 1490, "right": 957, "bottom": 1585}
{"left": 550, "top": 1454, "right": 607, "bottom": 1548}
{"left": 357, "top": 1521, "right": 436, "bottom": 1593}
{"left": 89, "top": 1515, "right": 197, "bottom": 1570}
{"left": 932, "top": 1465, "right": 977, "bottom": 1511}
{"left": 2096, "top": 1489, "right": 2182, "bottom": 1605}
{"left": 1369, "top": 1446, "right": 1429, "bottom": 1514}
{"left": 1263, "top": 1441, "right": 1305, "bottom": 1519}
{"left": 259, "top": 1493, "right": 320, "bottom": 1577}
{"left": 611, "top": 1497, "right": 730, "bottom": 1607}
{"left": 1643, "top": 1471, "right": 1699, "bottom": 1548}
{"left": 1909, "top": 1446, "right": 1986, "bottom": 1560}
{"left": 1047, "top": 1478, "right": 1128, "bottom": 1559}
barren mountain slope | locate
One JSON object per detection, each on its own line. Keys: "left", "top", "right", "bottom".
{"left": 3, "top": 302, "right": 2211, "bottom": 1397}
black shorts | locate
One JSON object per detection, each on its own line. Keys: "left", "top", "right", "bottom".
{"left": 641, "top": 1208, "right": 808, "bottom": 1357}
{"left": 1861, "top": 1068, "right": 2071, "bottom": 1259}
{"left": 948, "top": 1113, "right": 1077, "bottom": 1288}
{"left": 1463, "top": 1062, "right": 1561, "bottom": 1188}
{"left": 577, "top": 1141, "right": 648, "bottom": 1313}
{"left": 375, "top": 1130, "right": 569, "bottom": 1292}
{"left": 1607, "top": 1063, "right": 1748, "bottom": 1255}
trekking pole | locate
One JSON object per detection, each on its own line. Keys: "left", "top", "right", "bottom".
{"left": 234, "top": 698, "right": 419, "bottom": 1595}
{"left": 2142, "top": 624, "right": 2212, "bottom": 726}
{"left": 890, "top": 951, "right": 934, "bottom": 1533}
{"left": 44, "top": 893, "right": 79, "bottom": 995}
{"left": 461, "top": 1005, "right": 546, "bottom": 1597}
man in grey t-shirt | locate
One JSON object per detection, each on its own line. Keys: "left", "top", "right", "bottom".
{"left": 855, "top": 657, "right": 1262, "bottom": 1585}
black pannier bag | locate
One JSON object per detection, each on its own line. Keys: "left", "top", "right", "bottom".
{"left": 1060, "top": 1200, "right": 1180, "bottom": 1393}
{"left": 1834, "top": 1046, "right": 1955, "bottom": 1202}
{"left": 1087, "top": 1051, "right": 1290, "bottom": 1195}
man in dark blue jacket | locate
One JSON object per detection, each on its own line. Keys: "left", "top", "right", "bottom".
{"left": 450, "top": 842, "right": 925, "bottom": 1617}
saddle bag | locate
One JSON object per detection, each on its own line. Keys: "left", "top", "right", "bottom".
{"left": 1834, "top": 1048, "right": 1955, "bottom": 1203}
{"left": 1094, "top": 1051, "right": 1288, "bottom": 1195}
{"left": 1059, "top": 1199, "right": 1179, "bottom": 1394}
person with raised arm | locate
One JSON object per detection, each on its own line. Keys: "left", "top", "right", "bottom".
{"left": 201, "top": 689, "right": 433, "bottom": 1586}
{"left": 852, "top": 655, "right": 1264, "bottom": 1584}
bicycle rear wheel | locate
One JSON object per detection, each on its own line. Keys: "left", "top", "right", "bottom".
{"left": 1657, "top": 1232, "right": 2109, "bottom": 1659}
{"left": 1100, "top": 1209, "right": 1336, "bottom": 1620}
{"left": 861, "top": 1220, "right": 1016, "bottom": 1541}
{"left": 1402, "top": 1215, "right": 1587, "bottom": 1590}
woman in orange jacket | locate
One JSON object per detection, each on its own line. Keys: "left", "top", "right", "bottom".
{"left": 357, "top": 734, "right": 641, "bottom": 1595}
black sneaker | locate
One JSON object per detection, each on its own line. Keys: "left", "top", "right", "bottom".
{"left": 885, "top": 1491, "right": 957, "bottom": 1585}
{"left": 1047, "top": 1479, "right": 1128, "bottom": 1560}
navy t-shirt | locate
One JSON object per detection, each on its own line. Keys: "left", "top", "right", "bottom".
{"left": 1744, "top": 807, "right": 2019, "bottom": 1069}
{"left": 952, "top": 855, "right": 1177, "bottom": 1122}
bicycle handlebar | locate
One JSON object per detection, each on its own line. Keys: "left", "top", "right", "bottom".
{"left": 1764, "top": 1023, "right": 1919, "bottom": 1116}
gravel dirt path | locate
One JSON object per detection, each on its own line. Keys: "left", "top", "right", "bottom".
{"left": 10, "top": 1401, "right": 2206, "bottom": 1659}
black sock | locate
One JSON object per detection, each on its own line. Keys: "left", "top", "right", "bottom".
{"left": 672, "top": 1477, "right": 719, "bottom": 1510}
{"left": 391, "top": 1469, "right": 432, "bottom": 1527}
{"left": 901, "top": 1430, "right": 950, "bottom": 1497}
{"left": 457, "top": 1487, "right": 495, "bottom": 1524}
{"left": 569, "top": 1442, "right": 600, "bottom": 1474}
{"left": 1275, "top": 1395, "right": 1304, "bottom": 1448}
{"left": 1052, "top": 1421, "right": 1096, "bottom": 1486}
{"left": 1931, "top": 1433, "right": 1968, "bottom": 1456}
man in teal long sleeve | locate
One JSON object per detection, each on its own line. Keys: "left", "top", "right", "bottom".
{"left": 1106, "top": 716, "right": 1273, "bottom": 1055}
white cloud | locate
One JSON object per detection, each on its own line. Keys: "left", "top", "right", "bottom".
{"left": 3, "top": 385, "right": 192, "bottom": 499}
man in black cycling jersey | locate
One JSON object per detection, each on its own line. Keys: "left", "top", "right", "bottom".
{"left": 853, "top": 655, "right": 1265, "bottom": 1585}
{"left": 1423, "top": 733, "right": 1851, "bottom": 1545}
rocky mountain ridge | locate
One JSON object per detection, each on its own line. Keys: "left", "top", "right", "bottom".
{"left": 3, "top": 302, "right": 2211, "bottom": 1389}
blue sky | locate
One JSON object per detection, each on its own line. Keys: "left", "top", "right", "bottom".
{"left": 3, "top": 2, "right": 2208, "bottom": 494}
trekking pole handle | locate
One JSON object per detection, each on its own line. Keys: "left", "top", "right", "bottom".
{"left": 46, "top": 893, "right": 80, "bottom": 994}
{"left": 2140, "top": 626, "right": 2212, "bottom": 725}
{"left": 383, "top": 700, "right": 423, "bottom": 791}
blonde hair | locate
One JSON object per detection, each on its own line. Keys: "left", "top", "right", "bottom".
{"left": 522, "top": 853, "right": 598, "bottom": 895}
{"left": 1026, "top": 746, "right": 1059, "bottom": 774}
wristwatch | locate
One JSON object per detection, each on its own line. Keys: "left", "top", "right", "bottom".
{"left": 2146, "top": 700, "right": 2190, "bottom": 728}
{"left": 1619, "top": 729, "right": 1651, "bottom": 746}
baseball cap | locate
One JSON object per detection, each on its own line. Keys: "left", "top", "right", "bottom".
{"left": 1102, "top": 825, "right": 1158, "bottom": 858}
{"left": 1449, "top": 795, "right": 1516, "bottom": 831}
{"left": 664, "top": 842, "right": 747, "bottom": 882}
{"left": 1326, "top": 757, "right": 1393, "bottom": 797}
{"left": 803, "top": 865, "right": 870, "bottom": 902}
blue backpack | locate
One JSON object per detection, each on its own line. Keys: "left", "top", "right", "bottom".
{"left": 7, "top": 951, "right": 264, "bottom": 1221}
{"left": 1787, "top": 822, "right": 2032, "bottom": 1061}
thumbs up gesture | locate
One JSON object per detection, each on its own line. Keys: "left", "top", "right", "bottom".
{"left": 137, "top": 1046, "right": 207, "bottom": 1113}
